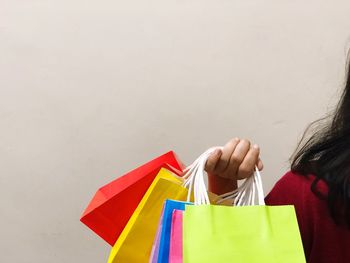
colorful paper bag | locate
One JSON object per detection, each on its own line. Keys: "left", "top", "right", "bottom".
{"left": 158, "top": 200, "right": 192, "bottom": 263}
{"left": 149, "top": 207, "right": 165, "bottom": 263}
{"left": 80, "top": 151, "right": 184, "bottom": 245}
{"left": 151, "top": 197, "right": 228, "bottom": 263}
{"left": 181, "top": 147, "right": 306, "bottom": 263}
{"left": 107, "top": 168, "right": 189, "bottom": 263}
{"left": 169, "top": 210, "right": 184, "bottom": 263}
{"left": 183, "top": 204, "right": 306, "bottom": 263}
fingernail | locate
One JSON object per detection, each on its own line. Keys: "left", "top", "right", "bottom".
{"left": 253, "top": 144, "right": 259, "bottom": 150}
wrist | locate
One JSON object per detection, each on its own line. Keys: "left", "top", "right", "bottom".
{"left": 208, "top": 173, "right": 237, "bottom": 195}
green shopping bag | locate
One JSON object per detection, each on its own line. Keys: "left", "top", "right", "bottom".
{"left": 181, "top": 148, "right": 306, "bottom": 263}
{"left": 183, "top": 205, "right": 305, "bottom": 262}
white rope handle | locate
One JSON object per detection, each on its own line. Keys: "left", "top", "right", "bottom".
{"left": 182, "top": 147, "right": 218, "bottom": 205}
{"left": 217, "top": 167, "right": 265, "bottom": 206}
{"left": 183, "top": 147, "right": 265, "bottom": 206}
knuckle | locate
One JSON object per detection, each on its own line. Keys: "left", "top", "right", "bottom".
{"left": 241, "top": 139, "right": 251, "bottom": 147}
{"left": 249, "top": 153, "right": 259, "bottom": 163}
{"left": 239, "top": 165, "right": 251, "bottom": 174}
{"left": 230, "top": 154, "right": 243, "bottom": 164}
{"left": 221, "top": 156, "right": 231, "bottom": 164}
{"left": 239, "top": 164, "right": 253, "bottom": 175}
{"left": 229, "top": 138, "right": 240, "bottom": 145}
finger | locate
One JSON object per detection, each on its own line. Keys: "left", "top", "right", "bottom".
{"left": 223, "top": 139, "right": 251, "bottom": 179}
{"left": 214, "top": 138, "right": 240, "bottom": 173}
{"left": 237, "top": 144, "right": 260, "bottom": 179}
{"left": 257, "top": 158, "right": 264, "bottom": 171}
{"left": 205, "top": 149, "right": 222, "bottom": 173}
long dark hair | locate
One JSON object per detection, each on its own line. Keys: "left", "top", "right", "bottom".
{"left": 291, "top": 56, "right": 350, "bottom": 227}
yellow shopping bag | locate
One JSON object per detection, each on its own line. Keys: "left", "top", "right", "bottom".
{"left": 107, "top": 168, "right": 188, "bottom": 263}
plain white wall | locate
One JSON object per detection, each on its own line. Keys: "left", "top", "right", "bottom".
{"left": 1, "top": 0, "right": 350, "bottom": 262}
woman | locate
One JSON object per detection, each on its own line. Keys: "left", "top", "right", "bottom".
{"left": 206, "top": 59, "right": 350, "bottom": 262}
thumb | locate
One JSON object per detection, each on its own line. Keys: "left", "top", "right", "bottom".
{"left": 205, "top": 149, "right": 222, "bottom": 173}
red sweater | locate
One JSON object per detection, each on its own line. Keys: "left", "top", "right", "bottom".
{"left": 265, "top": 171, "right": 350, "bottom": 263}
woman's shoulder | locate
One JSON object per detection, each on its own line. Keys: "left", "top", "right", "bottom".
{"left": 265, "top": 170, "right": 327, "bottom": 206}
{"left": 272, "top": 170, "right": 316, "bottom": 188}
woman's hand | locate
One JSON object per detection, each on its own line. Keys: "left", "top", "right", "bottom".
{"left": 205, "top": 138, "right": 263, "bottom": 195}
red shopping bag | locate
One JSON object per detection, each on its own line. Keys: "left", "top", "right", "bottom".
{"left": 80, "top": 151, "right": 185, "bottom": 246}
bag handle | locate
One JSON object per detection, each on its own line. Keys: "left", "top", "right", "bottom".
{"left": 182, "top": 147, "right": 265, "bottom": 206}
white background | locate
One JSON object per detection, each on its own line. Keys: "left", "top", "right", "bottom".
{"left": 1, "top": 0, "right": 350, "bottom": 262}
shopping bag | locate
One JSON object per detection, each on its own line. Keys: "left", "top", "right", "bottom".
{"left": 151, "top": 197, "right": 229, "bottom": 263}
{"left": 182, "top": 148, "right": 306, "bottom": 263}
{"left": 150, "top": 149, "right": 231, "bottom": 263}
{"left": 169, "top": 210, "right": 184, "bottom": 263}
{"left": 157, "top": 200, "right": 192, "bottom": 263}
{"left": 80, "top": 151, "right": 185, "bottom": 245}
{"left": 183, "top": 204, "right": 305, "bottom": 263}
{"left": 149, "top": 207, "right": 165, "bottom": 263}
{"left": 107, "top": 168, "right": 189, "bottom": 263}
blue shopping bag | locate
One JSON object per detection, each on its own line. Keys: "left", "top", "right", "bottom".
{"left": 157, "top": 200, "right": 192, "bottom": 263}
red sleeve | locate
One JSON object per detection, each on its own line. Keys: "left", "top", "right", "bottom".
{"left": 265, "top": 171, "right": 313, "bottom": 260}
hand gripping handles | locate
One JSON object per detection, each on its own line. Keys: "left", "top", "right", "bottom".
{"left": 182, "top": 147, "right": 265, "bottom": 206}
